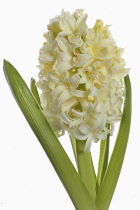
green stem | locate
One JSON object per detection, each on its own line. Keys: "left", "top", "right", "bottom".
{"left": 76, "top": 139, "right": 96, "bottom": 202}
{"left": 70, "top": 135, "right": 78, "bottom": 166}
{"left": 96, "top": 124, "right": 110, "bottom": 192}
{"left": 3, "top": 60, "right": 96, "bottom": 210}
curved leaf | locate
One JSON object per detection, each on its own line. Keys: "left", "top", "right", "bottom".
{"left": 96, "top": 75, "right": 132, "bottom": 210}
{"left": 3, "top": 60, "right": 96, "bottom": 210}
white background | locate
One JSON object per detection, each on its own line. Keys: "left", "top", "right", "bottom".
{"left": 0, "top": 0, "right": 139, "bottom": 209}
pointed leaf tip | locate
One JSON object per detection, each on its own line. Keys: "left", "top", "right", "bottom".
{"left": 96, "top": 75, "right": 131, "bottom": 210}
{"left": 30, "top": 77, "right": 41, "bottom": 106}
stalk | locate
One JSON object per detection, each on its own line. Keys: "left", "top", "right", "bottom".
{"left": 96, "top": 124, "right": 110, "bottom": 192}
{"left": 76, "top": 139, "right": 96, "bottom": 202}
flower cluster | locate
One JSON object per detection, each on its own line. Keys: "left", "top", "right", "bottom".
{"left": 37, "top": 9, "right": 129, "bottom": 151}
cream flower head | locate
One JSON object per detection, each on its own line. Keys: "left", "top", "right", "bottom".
{"left": 37, "top": 9, "right": 129, "bottom": 151}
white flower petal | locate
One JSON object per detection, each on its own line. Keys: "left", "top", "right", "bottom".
{"left": 58, "top": 51, "right": 72, "bottom": 61}
{"left": 39, "top": 54, "right": 54, "bottom": 64}
{"left": 77, "top": 13, "right": 88, "bottom": 31}
{"left": 69, "top": 73, "right": 80, "bottom": 88}
{"left": 68, "top": 35, "right": 83, "bottom": 45}
{"left": 40, "top": 46, "right": 51, "bottom": 54}
{"left": 59, "top": 15, "right": 76, "bottom": 33}
{"left": 57, "top": 61, "right": 73, "bottom": 73}
{"left": 87, "top": 28, "right": 96, "bottom": 42}
{"left": 74, "top": 60, "right": 88, "bottom": 67}
{"left": 78, "top": 98, "right": 89, "bottom": 112}
{"left": 51, "top": 85, "right": 65, "bottom": 96}
{"left": 56, "top": 36, "right": 70, "bottom": 51}
{"left": 72, "top": 126, "right": 88, "bottom": 140}
{"left": 58, "top": 90, "right": 71, "bottom": 105}
{"left": 84, "top": 135, "right": 93, "bottom": 152}
{"left": 59, "top": 112, "right": 72, "bottom": 124}
{"left": 94, "top": 130, "right": 107, "bottom": 140}
{"left": 48, "top": 73, "right": 61, "bottom": 83}
{"left": 71, "top": 109, "right": 85, "bottom": 117}
{"left": 69, "top": 118, "right": 83, "bottom": 128}
{"left": 58, "top": 31, "right": 72, "bottom": 36}
{"left": 70, "top": 88, "right": 86, "bottom": 97}
{"left": 79, "top": 122, "right": 91, "bottom": 135}
{"left": 44, "top": 106, "right": 60, "bottom": 117}
{"left": 62, "top": 97, "right": 78, "bottom": 112}
{"left": 77, "top": 53, "right": 92, "bottom": 61}
{"left": 112, "top": 68, "right": 130, "bottom": 80}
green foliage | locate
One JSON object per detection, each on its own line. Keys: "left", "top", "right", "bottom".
{"left": 3, "top": 60, "right": 96, "bottom": 210}
{"left": 3, "top": 60, "right": 131, "bottom": 210}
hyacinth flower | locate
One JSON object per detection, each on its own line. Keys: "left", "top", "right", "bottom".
{"left": 3, "top": 9, "right": 131, "bottom": 210}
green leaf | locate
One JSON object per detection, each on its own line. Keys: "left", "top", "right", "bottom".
{"left": 30, "top": 78, "right": 41, "bottom": 106}
{"left": 96, "top": 75, "right": 132, "bottom": 210}
{"left": 96, "top": 124, "right": 110, "bottom": 192}
{"left": 3, "top": 60, "right": 96, "bottom": 210}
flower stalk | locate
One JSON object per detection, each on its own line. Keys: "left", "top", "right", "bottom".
{"left": 96, "top": 124, "right": 110, "bottom": 192}
{"left": 76, "top": 139, "right": 96, "bottom": 201}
